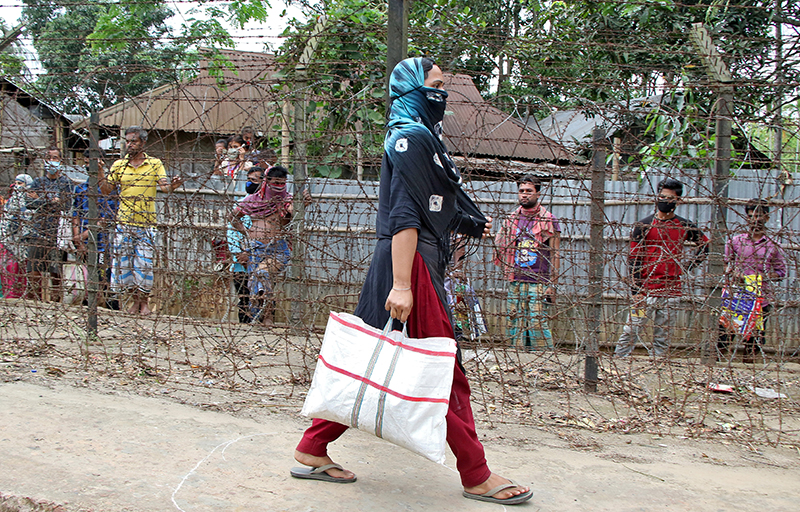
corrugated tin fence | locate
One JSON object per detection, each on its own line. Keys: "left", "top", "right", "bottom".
{"left": 140, "top": 168, "right": 799, "bottom": 356}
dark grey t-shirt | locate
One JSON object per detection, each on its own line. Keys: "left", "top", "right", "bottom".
{"left": 25, "top": 174, "right": 73, "bottom": 242}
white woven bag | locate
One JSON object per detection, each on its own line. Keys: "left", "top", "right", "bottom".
{"left": 301, "top": 312, "right": 457, "bottom": 464}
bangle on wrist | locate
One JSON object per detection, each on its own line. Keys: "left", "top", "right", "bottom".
{"left": 392, "top": 286, "right": 411, "bottom": 291}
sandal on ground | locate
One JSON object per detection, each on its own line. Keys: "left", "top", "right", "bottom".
{"left": 462, "top": 481, "right": 533, "bottom": 505}
{"left": 290, "top": 463, "right": 357, "bottom": 484}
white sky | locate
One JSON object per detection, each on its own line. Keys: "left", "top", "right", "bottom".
{"left": 0, "top": 1, "right": 307, "bottom": 75}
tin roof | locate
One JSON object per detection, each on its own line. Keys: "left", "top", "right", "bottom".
{"left": 73, "top": 54, "right": 578, "bottom": 165}
{"left": 442, "top": 73, "right": 577, "bottom": 163}
{"left": 525, "top": 95, "right": 665, "bottom": 148}
{"left": 1, "top": 76, "right": 74, "bottom": 126}
{"left": 72, "top": 50, "right": 281, "bottom": 134}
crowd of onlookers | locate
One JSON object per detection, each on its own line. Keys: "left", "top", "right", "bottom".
{"left": 451, "top": 175, "right": 785, "bottom": 363}
{"left": 0, "top": 125, "right": 295, "bottom": 322}
{"left": 0, "top": 146, "right": 76, "bottom": 303}
{"left": 0, "top": 125, "right": 788, "bottom": 360}
{"left": 212, "top": 125, "right": 277, "bottom": 192}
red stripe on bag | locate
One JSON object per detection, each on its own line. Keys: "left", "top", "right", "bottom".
{"left": 317, "top": 355, "right": 450, "bottom": 404}
{"left": 331, "top": 314, "right": 456, "bottom": 357}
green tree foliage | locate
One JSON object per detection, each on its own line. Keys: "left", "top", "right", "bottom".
{"left": 19, "top": 0, "right": 795, "bottom": 174}
{"left": 21, "top": 0, "right": 272, "bottom": 114}
{"left": 0, "top": 21, "right": 26, "bottom": 77}
{"left": 505, "top": 1, "right": 783, "bottom": 112}
{"left": 748, "top": 99, "right": 800, "bottom": 174}
{"left": 410, "top": 0, "right": 537, "bottom": 94}
{"left": 409, "top": 0, "right": 795, "bottom": 120}
{"left": 411, "top": 0, "right": 796, "bottom": 174}
{"left": 22, "top": 1, "right": 182, "bottom": 113}
{"left": 277, "top": 0, "right": 389, "bottom": 178}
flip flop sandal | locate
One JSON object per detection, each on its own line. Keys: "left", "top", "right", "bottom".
{"left": 462, "top": 481, "right": 533, "bottom": 505}
{"left": 290, "top": 463, "right": 357, "bottom": 484}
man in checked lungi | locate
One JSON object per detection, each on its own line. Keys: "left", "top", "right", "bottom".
{"left": 493, "top": 175, "right": 561, "bottom": 351}
{"left": 290, "top": 57, "right": 533, "bottom": 506}
{"left": 100, "top": 126, "right": 183, "bottom": 315}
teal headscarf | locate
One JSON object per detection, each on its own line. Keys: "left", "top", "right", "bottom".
{"left": 385, "top": 57, "right": 448, "bottom": 153}
{"left": 380, "top": 58, "right": 487, "bottom": 270}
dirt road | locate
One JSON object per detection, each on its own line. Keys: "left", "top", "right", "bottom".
{"left": 1, "top": 379, "right": 798, "bottom": 511}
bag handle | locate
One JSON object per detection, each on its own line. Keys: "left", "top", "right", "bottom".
{"left": 351, "top": 317, "right": 406, "bottom": 429}
{"left": 376, "top": 317, "right": 407, "bottom": 440}
{"left": 382, "top": 317, "right": 408, "bottom": 337}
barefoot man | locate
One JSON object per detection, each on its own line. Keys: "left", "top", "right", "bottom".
{"left": 101, "top": 126, "right": 182, "bottom": 315}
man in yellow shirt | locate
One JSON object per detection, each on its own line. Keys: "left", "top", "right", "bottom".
{"left": 100, "top": 126, "right": 182, "bottom": 315}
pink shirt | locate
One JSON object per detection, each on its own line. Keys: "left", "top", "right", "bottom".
{"left": 725, "top": 233, "right": 786, "bottom": 304}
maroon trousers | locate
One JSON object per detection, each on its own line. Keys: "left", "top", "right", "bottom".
{"left": 296, "top": 253, "right": 491, "bottom": 488}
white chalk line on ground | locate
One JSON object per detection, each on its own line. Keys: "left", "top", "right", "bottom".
{"left": 171, "top": 432, "right": 512, "bottom": 510}
{"left": 171, "top": 432, "right": 276, "bottom": 512}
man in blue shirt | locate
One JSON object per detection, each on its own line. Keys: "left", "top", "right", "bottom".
{"left": 72, "top": 153, "right": 118, "bottom": 308}
{"left": 226, "top": 166, "right": 263, "bottom": 323}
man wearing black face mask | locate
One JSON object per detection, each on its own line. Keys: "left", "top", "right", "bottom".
{"left": 226, "top": 166, "right": 264, "bottom": 323}
{"left": 615, "top": 178, "right": 709, "bottom": 358}
{"left": 229, "top": 165, "right": 311, "bottom": 326}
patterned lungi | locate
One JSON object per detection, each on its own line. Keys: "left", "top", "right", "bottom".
{"left": 110, "top": 224, "right": 155, "bottom": 294}
{"left": 506, "top": 281, "right": 553, "bottom": 350}
{"left": 247, "top": 239, "right": 291, "bottom": 320}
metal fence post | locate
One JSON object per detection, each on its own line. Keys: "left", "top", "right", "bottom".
{"left": 585, "top": 128, "right": 606, "bottom": 392}
{"left": 690, "top": 23, "right": 732, "bottom": 364}
{"left": 86, "top": 112, "right": 100, "bottom": 340}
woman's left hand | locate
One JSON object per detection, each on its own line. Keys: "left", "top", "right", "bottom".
{"left": 385, "top": 288, "right": 413, "bottom": 323}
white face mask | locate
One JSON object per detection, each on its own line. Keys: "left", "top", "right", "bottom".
{"left": 45, "top": 161, "right": 61, "bottom": 174}
{"left": 226, "top": 148, "right": 240, "bottom": 160}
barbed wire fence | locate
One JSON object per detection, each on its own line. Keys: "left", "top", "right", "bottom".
{"left": 1, "top": 1, "right": 799, "bottom": 448}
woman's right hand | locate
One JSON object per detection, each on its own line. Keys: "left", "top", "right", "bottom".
{"left": 385, "top": 287, "right": 413, "bottom": 323}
